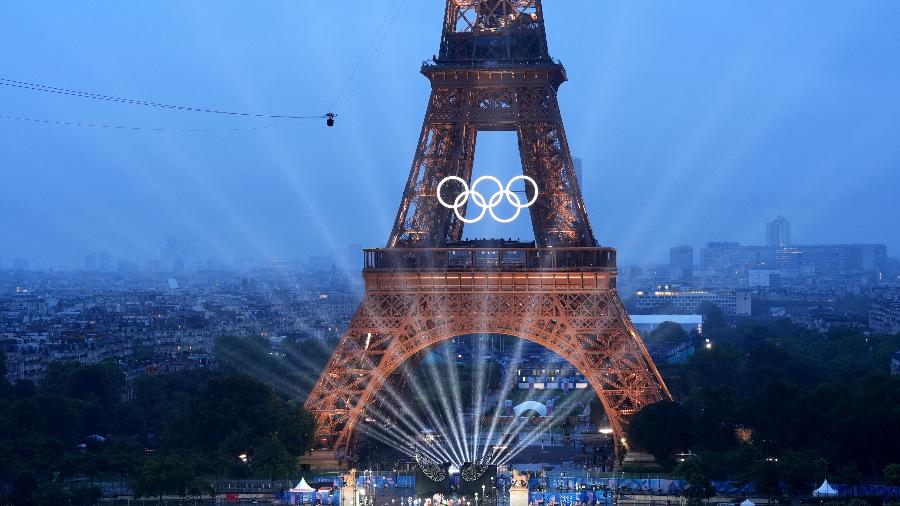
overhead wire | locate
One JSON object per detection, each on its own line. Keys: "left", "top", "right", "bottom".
{"left": 0, "top": 77, "right": 327, "bottom": 120}
{"left": 0, "top": 3, "right": 406, "bottom": 131}
{"left": 0, "top": 114, "right": 296, "bottom": 133}
{"left": 330, "top": 0, "right": 407, "bottom": 113}
{"left": 328, "top": 0, "right": 404, "bottom": 112}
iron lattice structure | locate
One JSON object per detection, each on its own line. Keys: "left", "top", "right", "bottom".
{"left": 306, "top": 0, "right": 670, "bottom": 457}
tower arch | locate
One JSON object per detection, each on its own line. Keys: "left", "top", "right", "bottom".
{"left": 305, "top": 0, "right": 671, "bottom": 463}
{"left": 306, "top": 253, "right": 670, "bottom": 455}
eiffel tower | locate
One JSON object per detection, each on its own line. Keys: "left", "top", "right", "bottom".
{"left": 305, "top": 0, "right": 670, "bottom": 463}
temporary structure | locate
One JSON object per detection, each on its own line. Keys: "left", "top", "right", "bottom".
{"left": 740, "top": 499, "right": 755, "bottom": 506}
{"left": 513, "top": 400, "right": 548, "bottom": 417}
{"left": 290, "top": 478, "right": 316, "bottom": 494}
{"left": 813, "top": 480, "right": 838, "bottom": 497}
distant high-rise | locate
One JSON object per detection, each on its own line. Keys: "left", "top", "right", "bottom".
{"left": 117, "top": 259, "right": 139, "bottom": 273}
{"left": 13, "top": 258, "right": 30, "bottom": 271}
{"left": 84, "top": 254, "right": 96, "bottom": 271}
{"left": 669, "top": 245, "right": 694, "bottom": 281}
{"left": 573, "top": 157, "right": 584, "bottom": 187}
{"left": 161, "top": 236, "right": 187, "bottom": 272}
{"left": 98, "top": 251, "right": 111, "bottom": 272}
{"left": 701, "top": 241, "right": 887, "bottom": 282}
{"left": 766, "top": 215, "right": 791, "bottom": 248}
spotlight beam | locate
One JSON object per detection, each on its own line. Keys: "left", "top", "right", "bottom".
{"left": 479, "top": 335, "right": 527, "bottom": 462}
{"left": 360, "top": 367, "right": 458, "bottom": 463}
{"left": 421, "top": 344, "right": 469, "bottom": 465}
{"left": 442, "top": 343, "right": 471, "bottom": 462}
{"left": 499, "top": 389, "right": 592, "bottom": 464}
{"left": 404, "top": 350, "right": 468, "bottom": 466}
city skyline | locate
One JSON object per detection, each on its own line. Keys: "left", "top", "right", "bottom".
{"left": 1, "top": 214, "right": 892, "bottom": 273}
{"left": 2, "top": 2, "right": 900, "bottom": 499}
{"left": 2, "top": 1, "right": 900, "bottom": 268}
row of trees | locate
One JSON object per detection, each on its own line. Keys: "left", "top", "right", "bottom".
{"left": 213, "top": 334, "right": 337, "bottom": 400}
{"left": 0, "top": 351, "right": 316, "bottom": 505}
{"left": 626, "top": 310, "right": 900, "bottom": 499}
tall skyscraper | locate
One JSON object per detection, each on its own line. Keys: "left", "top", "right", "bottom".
{"left": 573, "top": 157, "right": 584, "bottom": 187}
{"left": 84, "top": 254, "right": 96, "bottom": 271}
{"left": 98, "top": 251, "right": 111, "bottom": 272}
{"left": 670, "top": 245, "right": 694, "bottom": 281}
{"left": 766, "top": 215, "right": 791, "bottom": 248}
{"left": 161, "top": 236, "right": 187, "bottom": 272}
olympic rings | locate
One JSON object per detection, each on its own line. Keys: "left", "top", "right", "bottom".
{"left": 436, "top": 175, "right": 539, "bottom": 224}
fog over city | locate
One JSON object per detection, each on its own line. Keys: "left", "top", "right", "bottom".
{"left": 2, "top": 1, "right": 899, "bottom": 269}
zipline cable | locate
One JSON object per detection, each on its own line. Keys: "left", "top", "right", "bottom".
{"left": 0, "top": 3, "right": 409, "bottom": 130}
{"left": 0, "top": 77, "right": 327, "bottom": 120}
{"left": 332, "top": 0, "right": 407, "bottom": 113}
{"left": 0, "top": 113, "right": 298, "bottom": 133}
{"left": 329, "top": 0, "right": 405, "bottom": 112}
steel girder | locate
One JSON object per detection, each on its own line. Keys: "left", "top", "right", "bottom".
{"left": 388, "top": 78, "right": 595, "bottom": 248}
{"left": 305, "top": 0, "right": 670, "bottom": 461}
{"left": 305, "top": 283, "right": 671, "bottom": 453}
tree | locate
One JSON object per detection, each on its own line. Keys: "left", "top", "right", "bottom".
{"left": 251, "top": 439, "right": 297, "bottom": 484}
{"left": 275, "top": 401, "right": 317, "bottom": 456}
{"left": 675, "top": 458, "right": 715, "bottom": 505}
{"left": 214, "top": 335, "right": 307, "bottom": 399}
{"left": 132, "top": 460, "right": 167, "bottom": 500}
{"left": 133, "top": 457, "right": 206, "bottom": 500}
{"left": 31, "top": 482, "right": 70, "bottom": 506}
{"left": 696, "top": 301, "right": 727, "bottom": 334}
{"left": 0, "top": 350, "right": 9, "bottom": 399}
{"left": 883, "top": 463, "right": 900, "bottom": 486}
{"left": 41, "top": 361, "right": 124, "bottom": 408}
{"left": 748, "top": 459, "right": 781, "bottom": 499}
{"left": 185, "top": 477, "right": 215, "bottom": 498}
{"left": 626, "top": 401, "right": 695, "bottom": 467}
{"left": 9, "top": 471, "right": 38, "bottom": 506}
{"left": 647, "top": 321, "right": 689, "bottom": 345}
{"left": 184, "top": 373, "right": 281, "bottom": 455}
{"left": 69, "top": 484, "right": 103, "bottom": 505}
{"left": 777, "top": 451, "right": 827, "bottom": 497}
{"left": 684, "top": 386, "right": 739, "bottom": 451}
{"left": 684, "top": 344, "right": 744, "bottom": 391}
{"left": 160, "top": 457, "right": 205, "bottom": 498}
{"left": 836, "top": 462, "right": 862, "bottom": 486}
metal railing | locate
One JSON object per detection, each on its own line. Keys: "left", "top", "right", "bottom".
{"left": 364, "top": 248, "right": 615, "bottom": 273}
{"left": 422, "top": 58, "right": 564, "bottom": 70}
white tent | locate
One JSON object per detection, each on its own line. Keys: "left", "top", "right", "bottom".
{"left": 740, "top": 499, "right": 755, "bottom": 506}
{"left": 813, "top": 480, "right": 838, "bottom": 497}
{"left": 513, "top": 400, "right": 548, "bottom": 417}
{"left": 290, "top": 478, "right": 316, "bottom": 494}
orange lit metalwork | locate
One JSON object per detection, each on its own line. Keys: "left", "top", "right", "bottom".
{"left": 305, "top": 0, "right": 671, "bottom": 458}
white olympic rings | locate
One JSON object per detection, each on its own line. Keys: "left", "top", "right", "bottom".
{"left": 436, "top": 175, "right": 539, "bottom": 224}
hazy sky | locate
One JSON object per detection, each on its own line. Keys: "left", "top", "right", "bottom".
{"left": 2, "top": 1, "right": 899, "bottom": 269}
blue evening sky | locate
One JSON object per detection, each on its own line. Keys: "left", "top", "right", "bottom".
{"left": 1, "top": 1, "right": 899, "bottom": 269}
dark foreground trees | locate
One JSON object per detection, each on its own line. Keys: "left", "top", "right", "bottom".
{"left": 0, "top": 353, "right": 316, "bottom": 505}
{"left": 628, "top": 319, "right": 900, "bottom": 495}
{"left": 626, "top": 400, "right": 694, "bottom": 468}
